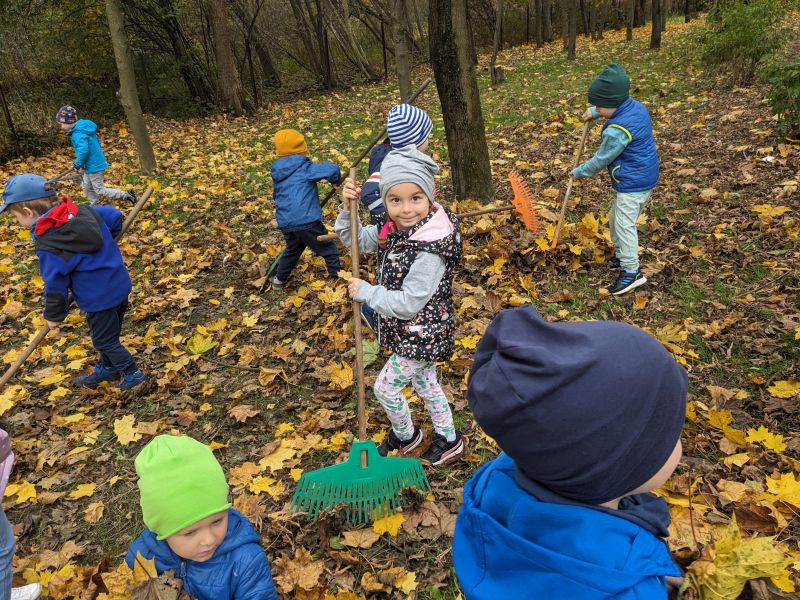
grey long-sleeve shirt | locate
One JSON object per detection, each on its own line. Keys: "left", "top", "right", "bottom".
{"left": 335, "top": 205, "right": 446, "bottom": 320}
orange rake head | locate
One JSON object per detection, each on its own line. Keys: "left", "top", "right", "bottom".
{"left": 508, "top": 171, "right": 539, "bottom": 233}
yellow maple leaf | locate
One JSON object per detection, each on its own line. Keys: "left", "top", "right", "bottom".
{"left": 290, "top": 468, "right": 303, "bottom": 482}
{"left": 394, "top": 569, "right": 418, "bottom": 595}
{"left": 328, "top": 361, "right": 353, "bottom": 390}
{"left": 6, "top": 481, "right": 37, "bottom": 505}
{"left": 186, "top": 333, "right": 217, "bottom": 355}
{"left": 766, "top": 473, "right": 800, "bottom": 508}
{"left": 342, "top": 529, "right": 380, "bottom": 549}
{"left": 132, "top": 551, "right": 158, "bottom": 582}
{"left": 275, "top": 422, "right": 294, "bottom": 437}
{"left": 48, "top": 386, "right": 70, "bottom": 401}
{"left": 767, "top": 379, "right": 800, "bottom": 399}
{"left": 248, "top": 476, "right": 285, "bottom": 500}
{"left": 456, "top": 335, "right": 482, "bottom": 350}
{"left": 746, "top": 426, "right": 786, "bottom": 453}
{"left": 38, "top": 371, "right": 68, "bottom": 386}
{"left": 64, "top": 345, "right": 89, "bottom": 359}
{"left": 481, "top": 257, "right": 508, "bottom": 277}
{"left": 318, "top": 286, "right": 347, "bottom": 304}
{"left": 259, "top": 443, "right": 297, "bottom": 472}
{"left": 686, "top": 517, "right": 788, "bottom": 599}
{"left": 114, "top": 415, "right": 142, "bottom": 446}
{"left": 84, "top": 501, "right": 105, "bottom": 523}
{"left": 752, "top": 204, "right": 790, "bottom": 217}
{"left": 372, "top": 512, "right": 404, "bottom": 536}
{"left": 723, "top": 453, "right": 751, "bottom": 468}
{"left": 69, "top": 483, "right": 97, "bottom": 500}
{"left": 0, "top": 384, "right": 28, "bottom": 415}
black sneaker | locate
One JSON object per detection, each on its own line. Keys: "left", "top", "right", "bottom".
{"left": 376, "top": 427, "right": 423, "bottom": 457}
{"left": 421, "top": 433, "right": 465, "bottom": 466}
{"left": 608, "top": 269, "right": 647, "bottom": 296}
{"left": 126, "top": 188, "right": 137, "bottom": 205}
{"left": 608, "top": 257, "right": 621, "bottom": 270}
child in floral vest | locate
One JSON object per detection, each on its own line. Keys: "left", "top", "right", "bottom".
{"left": 336, "top": 146, "right": 464, "bottom": 466}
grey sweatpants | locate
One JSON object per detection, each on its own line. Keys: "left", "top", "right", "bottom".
{"left": 82, "top": 171, "right": 128, "bottom": 205}
{"left": 610, "top": 189, "right": 653, "bottom": 272}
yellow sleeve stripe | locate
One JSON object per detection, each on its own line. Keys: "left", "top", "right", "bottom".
{"left": 607, "top": 124, "right": 632, "bottom": 142}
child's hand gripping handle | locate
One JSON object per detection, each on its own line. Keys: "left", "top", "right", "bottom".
{"left": 551, "top": 121, "right": 590, "bottom": 250}
{"left": 347, "top": 168, "right": 368, "bottom": 445}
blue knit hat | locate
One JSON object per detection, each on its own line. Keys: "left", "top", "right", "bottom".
{"left": 467, "top": 306, "right": 687, "bottom": 505}
{"left": 56, "top": 106, "right": 78, "bottom": 125}
{"left": 386, "top": 104, "right": 432, "bottom": 148}
{"left": 1, "top": 174, "right": 56, "bottom": 213}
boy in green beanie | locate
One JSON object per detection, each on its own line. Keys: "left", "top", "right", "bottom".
{"left": 125, "top": 435, "right": 278, "bottom": 600}
{"left": 572, "top": 64, "right": 659, "bottom": 296}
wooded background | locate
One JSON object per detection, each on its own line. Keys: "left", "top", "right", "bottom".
{"left": 0, "top": 0, "right": 706, "bottom": 162}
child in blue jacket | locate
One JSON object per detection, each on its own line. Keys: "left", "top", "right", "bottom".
{"left": 1, "top": 174, "right": 146, "bottom": 391}
{"left": 572, "top": 64, "right": 658, "bottom": 296}
{"left": 454, "top": 305, "right": 687, "bottom": 599}
{"left": 359, "top": 104, "right": 433, "bottom": 225}
{"left": 269, "top": 128, "right": 342, "bottom": 290}
{"left": 126, "top": 435, "right": 279, "bottom": 600}
{"left": 56, "top": 106, "right": 135, "bottom": 206}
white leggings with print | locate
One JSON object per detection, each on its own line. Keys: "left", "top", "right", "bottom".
{"left": 373, "top": 354, "right": 456, "bottom": 443}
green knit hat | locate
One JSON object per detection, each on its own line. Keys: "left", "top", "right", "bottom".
{"left": 135, "top": 435, "right": 231, "bottom": 540}
{"left": 588, "top": 64, "right": 631, "bottom": 109}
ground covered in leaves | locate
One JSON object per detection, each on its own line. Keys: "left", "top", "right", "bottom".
{"left": 0, "top": 16, "right": 798, "bottom": 600}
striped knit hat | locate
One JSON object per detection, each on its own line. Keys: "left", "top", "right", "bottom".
{"left": 55, "top": 106, "right": 78, "bottom": 125}
{"left": 386, "top": 104, "right": 432, "bottom": 149}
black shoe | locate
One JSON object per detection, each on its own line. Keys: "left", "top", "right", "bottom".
{"left": 608, "top": 269, "right": 647, "bottom": 296}
{"left": 126, "top": 188, "right": 137, "bottom": 205}
{"left": 608, "top": 257, "right": 621, "bottom": 270}
{"left": 360, "top": 304, "right": 377, "bottom": 333}
{"left": 421, "top": 433, "right": 465, "bottom": 466}
{"left": 376, "top": 427, "right": 423, "bottom": 457}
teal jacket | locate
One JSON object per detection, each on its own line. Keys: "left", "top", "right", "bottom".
{"left": 67, "top": 119, "right": 108, "bottom": 173}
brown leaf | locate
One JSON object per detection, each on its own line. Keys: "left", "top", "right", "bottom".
{"left": 131, "top": 569, "right": 184, "bottom": 600}
{"left": 228, "top": 404, "right": 261, "bottom": 423}
{"left": 273, "top": 547, "right": 325, "bottom": 594}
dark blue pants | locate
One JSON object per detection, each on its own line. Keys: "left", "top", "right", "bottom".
{"left": 276, "top": 221, "right": 341, "bottom": 281}
{"left": 86, "top": 300, "right": 137, "bottom": 375}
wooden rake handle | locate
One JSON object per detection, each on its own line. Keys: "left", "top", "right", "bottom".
{"left": 551, "top": 121, "right": 590, "bottom": 250}
{"left": 347, "top": 168, "right": 368, "bottom": 444}
{"left": 0, "top": 185, "right": 155, "bottom": 392}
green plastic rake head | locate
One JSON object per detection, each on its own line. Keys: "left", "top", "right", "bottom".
{"left": 290, "top": 440, "right": 429, "bottom": 524}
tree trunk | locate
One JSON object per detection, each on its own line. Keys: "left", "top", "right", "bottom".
{"left": 105, "top": 0, "right": 156, "bottom": 174}
{"left": 567, "top": 0, "right": 578, "bottom": 60}
{"left": 579, "top": 0, "right": 590, "bottom": 36}
{"left": 634, "top": 0, "right": 646, "bottom": 26}
{"left": 0, "top": 84, "right": 20, "bottom": 156}
{"left": 534, "top": 0, "right": 544, "bottom": 48}
{"left": 661, "top": 0, "right": 668, "bottom": 31}
{"left": 650, "top": 0, "right": 662, "bottom": 49}
{"left": 209, "top": 0, "right": 243, "bottom": 114}
{"left": 542, "top": 0, "right": 552, "bottom": 41}
{"left": 230, "top": 0, "right": 281, "bottom": 87}
{"left": 429, "top": 0, "right": 493, "bottom": 201}
{"left": 561, "top": 1, "right": 569, "bottom": 50}
{"left": 393, "top": 0, "right": 412, "bottom": 100}
{"left": 598, "top": 0, "right": 609, "bottom": 38}
{"left": 490, "top": 0, "right": 505, "bottom": 84}
{"left": 684, "top": 0, "right": 691, "bottom": 22}
{"left": 589, "top": 0, "right": 598, "bottom": 40}
{"left": 626, "top": 0, "right": 635, "bottom": 40}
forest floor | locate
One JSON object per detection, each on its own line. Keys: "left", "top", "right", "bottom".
{"left": 0, "top": 16, "right": 798, "bottom": 600}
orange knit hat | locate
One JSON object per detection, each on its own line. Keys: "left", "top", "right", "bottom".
{"left": 274, "top": 129, "right": 308, "bottom": 157}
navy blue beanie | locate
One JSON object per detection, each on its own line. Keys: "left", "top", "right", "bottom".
{"left": 467, "top": 306, "right": 687, "bottom": 505}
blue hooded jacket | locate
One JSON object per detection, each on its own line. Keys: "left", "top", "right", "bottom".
{"left": 359, "top": 140, "right": 392, "bottom": 225}
{"left": 603, "top": 98, "right": 659, "bottom": 193}
{"left": 270, "top": 154, "right": 341, "bottom": 232}
{"left": 453, "top": 455, "right": 681, "bottom": 599}
{"left": 126, "top": 509, "right": 279, "bottom": 600}
{"left": 34, "top": 204, "right": 131, "bottom": 321}
{"left": 66, "top": 119, "right": 109, "bottom": 173}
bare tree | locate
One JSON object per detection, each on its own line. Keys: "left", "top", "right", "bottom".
{"left": 490, "top": 0, "right": 505, "bottom": 84}
{"left": 626, "top": 0, "right": 635, "bottom": 40}
{"left": 542, "top": 0, "right": 553, "bottom": 42}
{"left": 567, "top": 0, "right": 578, "bottom": 60}
{"left": 209, "top": 0, "right": 243, "bottom": 114}
{"left": 650, "top": 0, "right": 662, "bottom": 49}
{"left": 393, "top": 0, "right": 412, "bottom": 100}
{"left": 105, "top": 0, "right": 156, "bottom": 174}
{"left": 429, "top": 0, "right": 493, "bottom": 201}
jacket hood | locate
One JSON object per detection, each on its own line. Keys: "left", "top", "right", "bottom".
{"left": 34, "top": 204, "right": 104, "bottom": 255}
{"left": 454, "top": 455, "right": 680, "bottom": 598}
{"left": 407, "top": 203, "right": 453, "bottom": 243}
{"left": 69, "top": 119, "right": 97, "bottom": 136}
{"left": 270, "top": 154, "right": 309, "bottom": 183}
{"left": 133, "top": 509, "right": 260, "bottom": 569}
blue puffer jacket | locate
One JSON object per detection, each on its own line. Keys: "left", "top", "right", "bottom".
{"left": 604, "top": 98, "right": 659, "bottom": 192}
{"left": 453, "top": 454, "right": 681, "bottom": 599}
{"left": 67, "top": 119, "right": 109, "bottom": 173}
{"left": 34, "top": 204, "right": 131, "bottom": 321}
{"left": 270, "top": 154, "right": 341, "bottom": 231}
{"left": 360, "top": 140, "right": 392, "bottom": 225}
{"left": 126, "top": 509, "right": 279, "bottom": 600}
